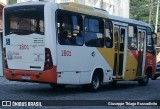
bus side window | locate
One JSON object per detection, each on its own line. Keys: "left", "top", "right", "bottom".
{"left": 140, "top": 31, "right": 145, "bottom": 50}
{"left": 128, "top": 26, "right": 137, "bottom": 50}
{"left": 85, "top": 17, "right": 104, "bottom": 47}
{"left": 147, "top": 27, "right": 156, "bottom": 55}
{"left": 114, "top": 27, "right": 119, "bottom": 51}
{"left": 72, "top": 15, "right": 84, "bottom": 45}
{"left": 147, "top": 35, "right": 153, "bottom": 52}
{"left": 57, "top": 13, "right": 72, "bottom": 45}
{"left": 57, "top": 11, "right": 84, "bottom": 46}
{"left": 105, "top": 20, "right": 113, "bottom": 48}
{"left": 120, "top": 28, "right": 125, "bottom": 51}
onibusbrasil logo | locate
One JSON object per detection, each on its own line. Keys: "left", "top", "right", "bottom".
{"left": 7, "top": 51, "right": 13, "bottom": 60}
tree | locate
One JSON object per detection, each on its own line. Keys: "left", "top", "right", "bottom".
{"left": 130, "top": 0, "right": 160, "bottom": 30}
{"left": 8, "top": 0, "right": 17, "bottom": 4}
{"left": 130, "top": 0, "right": 149, "bottom": 22}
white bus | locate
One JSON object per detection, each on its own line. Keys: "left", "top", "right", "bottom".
{"left": 3, "top": 2, "right": 156, "bottom": 91}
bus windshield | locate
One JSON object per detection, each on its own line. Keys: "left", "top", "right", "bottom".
{"left": 4, "top": 5, "right": 44, "bottom": 36}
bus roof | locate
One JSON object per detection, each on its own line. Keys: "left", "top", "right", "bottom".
{"left": 5, "top": 1, "right": 151, "bottom": 28}
{"left": 108, "top": 14, "right": 151, "bottom": 28}
{"left": 58, "top": 2, "right": 109, "bottom": 18}
{"left": 58, "top": 2, "right": 151, "bottom": 28}
{"left": 4, "top": 1, "right": 47, "bottom": 8}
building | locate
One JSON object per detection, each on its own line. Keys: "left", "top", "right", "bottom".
{"left": 17, "top": 0, "right": 130, "bottom": 18}
{"left": 0, "top": 0, "right": 8, "bottom": 5}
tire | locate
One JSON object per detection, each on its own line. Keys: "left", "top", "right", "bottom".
{"left": 152, "top": 75, "right": 157, "bottom": 80}
{"left": 138, "top": 74, "right": 149, "bottom": 86}
{"left": 88, "top": 74, "right": 101, "bottom": 92}
{"left": 50, "top": 84, "right": 65, "bottom": 89}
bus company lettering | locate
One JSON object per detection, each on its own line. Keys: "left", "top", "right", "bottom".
{"left": 61, "top": 50, "right": 71, "bottom": 56}
{"left": 19, "top": 44, "right": 29, "bottom": 50}
{"left": 13, "top": 52, "right": 22, "bottom": 59}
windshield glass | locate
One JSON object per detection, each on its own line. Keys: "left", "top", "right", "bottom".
{"left": 4, "top": 5, "right": 44, "bottom": 36}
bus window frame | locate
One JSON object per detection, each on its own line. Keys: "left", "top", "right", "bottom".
{"left": 146, "top": 27, "right": 156, "bottom": 55}
{"left": 84, "top": 16, "right": 104, "bottom": 48}
{"left": 105, "top": 19, "right": 113, "bottom": 48}
{"left": 56, "top": 9, "right": 84, "bottom": 46}
{"left": 128, "top": 25, "right": 138, "bottom": 50}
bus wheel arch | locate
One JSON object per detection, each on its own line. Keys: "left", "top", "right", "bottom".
{"left": 89, "top": 68, "right": 104, "bottom": 92}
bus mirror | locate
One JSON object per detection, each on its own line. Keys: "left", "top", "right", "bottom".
{"left": 128, "top": 26, "right": 134, "bottom": 37}
{"left": 153, "top": 33, "right": 157, "bottom": 44}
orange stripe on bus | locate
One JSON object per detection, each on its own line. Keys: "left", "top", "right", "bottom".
{"left": 5, "top": 67, "right": 57, "bottom": 83}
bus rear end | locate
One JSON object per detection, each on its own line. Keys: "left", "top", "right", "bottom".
{"left": 3, "top": 4, "right": 57, "bottom": 83}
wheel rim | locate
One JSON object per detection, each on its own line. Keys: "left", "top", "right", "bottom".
{"left": 92, "top": 77, "right": 100, "bottom": 89}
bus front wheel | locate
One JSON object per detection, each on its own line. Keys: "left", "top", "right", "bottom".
{"left": 138, "top": 74, "right": 149, "bottom": 86}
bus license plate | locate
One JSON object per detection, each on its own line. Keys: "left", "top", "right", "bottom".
{"left": 22, "top": 75, "right": 30, "bottom": 80}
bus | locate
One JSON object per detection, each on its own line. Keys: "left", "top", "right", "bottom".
{"left": 3, "top": 1, "right": 157, "bottom": 91}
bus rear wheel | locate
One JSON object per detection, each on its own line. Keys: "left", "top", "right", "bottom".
{"left": 138, "top": 74, "right": 149, "bottom": 86}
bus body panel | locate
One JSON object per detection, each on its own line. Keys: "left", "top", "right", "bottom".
{"left": 57, "top": 45, "right": 113, "bottom": 84}
{"left": 124, "top": 50, "right": 138, "bottom": 80}
{"left": 5, "top": 34, "right": 45, "bottom": 71}
{"left": 44, "top": 3, "right": 58, "bottom": 66}
{"left": 145, "top": 53, "right": 156, "bottom": 78}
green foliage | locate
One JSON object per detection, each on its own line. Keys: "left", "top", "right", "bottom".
{"left": 130, "top": 0, "right": 159, "bottom": 30}
{"left": 9, "top": 0, "right": 17, "bottom": 4}
{"left": 130, "top": 0, "right": 149, "bottom": 22}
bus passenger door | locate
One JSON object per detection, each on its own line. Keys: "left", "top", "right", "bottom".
{"left": 113, "top": 26, "right": 119, "bottom": 77}
{"left": 113, "top": 26, "right": 126, "bottom": 78}
{"left": 124, "top": 26, "right": 138, "bottom": 80}
{"left": 137, "top": 30, "right": 146, "bottom": 77}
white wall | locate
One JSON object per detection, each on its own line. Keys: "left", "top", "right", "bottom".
{"left": 103, "top": 0, "right": 129, "bottom": 18}
{"left": 17, "top": 0, "right": 130, "bottom": 18}
{"left": 0, "top": 0, "right": 7, "bottom": 5}
{"left": 17, "top": 0, "right": 39, "bottom": 3}
{"left": 54, "top": 0, "right": 130, "bottom": 18}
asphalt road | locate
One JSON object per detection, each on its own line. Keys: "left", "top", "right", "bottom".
{"left": 0, "top": 77, "right": 160, "bottom": 109}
